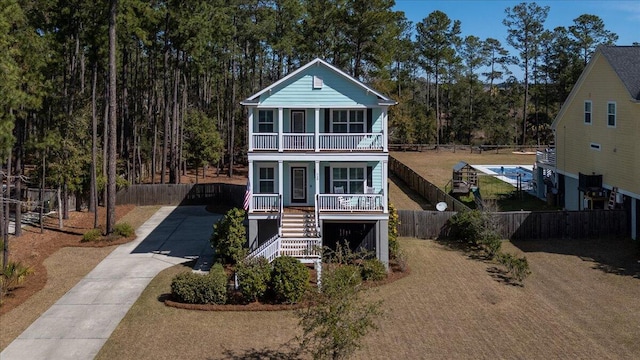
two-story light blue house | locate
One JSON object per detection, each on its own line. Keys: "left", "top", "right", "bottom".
{"left": 241, "top": 58, "right": 396, "bottom": 267}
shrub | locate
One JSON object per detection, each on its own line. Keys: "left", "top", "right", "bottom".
{"left": 395, "top": 248, "right": 409, "bottom": 273}
{"left": 321, "top": 264, "right": 362, "bottom": 296}
{"left": 114, "top": 222, "right": 134, "bottom": 238}
{"left": 210, "top": 208, "right": 247, "bottom": 265}
{"left": 360, "top": 259, "right": 387, "bottom": 281}
{"left": 479, "top": 231, "right": 502, "bottom": 259}
{"left": 448, "top": 210, "right": 485, "bottom": 245}
{"left": 388, "top": 202, "right": 400, "bottom": 259}
{"left": 170, "top": 264, "right": 228, "bottom": 304}
{"left": 497, "top": 253, "right": 531, "bottom": 283}
{"left": 82, "top": 228, "right": 102, "bottom": 242}
{"left": 1, "top": 261, "right": 34, "bottom": 304}
{"left": 270, "top": 256, "right": 309, "bottom": 304}
{"left": 236, "top": 257, "right": 271, "bottom": 302}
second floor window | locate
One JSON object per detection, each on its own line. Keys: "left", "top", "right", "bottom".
{"left": 607, "top": 102, "right": 616, "bottom": 127}
{"left": 258, "top": 110, "right": 274, "bottom": 132}
{"left": 332, "top": 110, "right": 364, "bottom": 133}
{"left": 584, "top": 101, "right": 592, "bottom": 124}
{"left": 259, "top": 167, "right": 275, "bottom": 193}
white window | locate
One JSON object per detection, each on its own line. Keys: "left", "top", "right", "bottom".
{"left": 258, "top": 110, "right": 274, "bottom": 132}
{"left": 607, "top": 102, "right": 616, "bottom": 127}
{"left": 332, "top": 110, "right": 364, "bottom": 133}
{"left": 332, "top": 166, "right": 365, "bottom": 194}
{"left": 258, "top": 167, "right": 275, "bottom": 193}
{"left": 584, "top": 101, "right": 592, "bottom": 124}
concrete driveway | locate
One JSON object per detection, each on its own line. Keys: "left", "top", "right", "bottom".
{"left": 1, "top": 206, "right": 221, "bottom": 360}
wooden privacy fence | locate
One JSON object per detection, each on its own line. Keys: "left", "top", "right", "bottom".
{"left": 116, "top": 183, "right": 245, "bottom": 207}
{"left": 398, "top": 209, "right": 629, "bottom": 240}
{"left": 389, "top": 155, "right": 470, "bottom": 212}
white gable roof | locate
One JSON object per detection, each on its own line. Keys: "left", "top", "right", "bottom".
{"left": 241, "top": 58, "right": 396, "bottom": 106}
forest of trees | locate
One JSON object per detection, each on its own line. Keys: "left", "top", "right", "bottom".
{"left": 0, "top": 0, "right": 622, "bottom": 236}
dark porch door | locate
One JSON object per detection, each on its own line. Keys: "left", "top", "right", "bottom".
{"left": 291, "top": 167, "right": 307, "bottom": 203}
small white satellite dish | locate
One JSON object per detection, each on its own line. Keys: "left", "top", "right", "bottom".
{"left": 436, "top": 202, "right": 448, "bottom": 212}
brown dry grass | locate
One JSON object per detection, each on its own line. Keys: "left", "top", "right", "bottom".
{"left": 0, "top": 205, "right": 161, "bottom": 350}
{"left": 96, "top": 238, "right": 640, "bottom": 360}
{"left": 392, "top": 149, "right": 536, "bottom": 189}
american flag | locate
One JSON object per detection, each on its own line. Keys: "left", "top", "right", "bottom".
{"left": 243, "top": 179, "right": 251, "bottom": 211}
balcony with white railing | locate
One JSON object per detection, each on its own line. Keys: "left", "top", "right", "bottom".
{"left": 247, "top": 235, "right": 321, "bottom": 263}
{"left": 317, "top": 194, "right": 384, "bottom": 212}
{"left": 250, "top": 132, "right": 384, "bottom": 152}
{"left": 318, "top": 133, "right": 383, "bottom": 151}
{"left": 252, "top": 194, "right": 280, "bottom": 212}
{"left": 536, "top": 148, "right": 556, "bottom": 166}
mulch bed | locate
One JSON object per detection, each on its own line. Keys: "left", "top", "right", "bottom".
{"left": 164, "top": 261, "right": 410, "bottom": 311}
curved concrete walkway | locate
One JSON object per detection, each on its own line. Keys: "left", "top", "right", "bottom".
{"left": 1, "top": 206, "right": 220, "bottom": 360}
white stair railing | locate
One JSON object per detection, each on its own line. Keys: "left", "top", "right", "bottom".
{"left": 247, "top": 234, "right": 281, "bottom": 263}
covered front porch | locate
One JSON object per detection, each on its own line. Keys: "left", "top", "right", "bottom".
{"left": 247, "top": 159, "right": 388, "bottom": 214}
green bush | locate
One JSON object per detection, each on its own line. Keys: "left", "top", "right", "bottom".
{"left": 210, "top": 208, "right": 247, "bottom": 265}
{"left": 360, "top": 259, "right": 387, "bottom": 281}
{"left": 321, "top": 264, "right": 362, "bottom": 296}
{"left": 480, "top": 231, "right": 502, "bottom": 259}
{"left": 236, "top": 257, "right": 272, "bottom": 302}
{"left": 497, "top": 253, "right": 531, "bottom": 283}
{"left": 448, "top": 210, "right": 485, "bottom": 245}
{"left": 388, "top": 202, "right": 400, "bottom": 259}
{"left": 270, "top": 256, "right": 309, "bottom": 304}
{"left": 82, "top": 228, "right": 102, "bottom": 242}
{"left": 114, "top": 222, "right": 134, "bottom": 238}
{"left": 170, "top": 264, "right": 228, "bottom": 304}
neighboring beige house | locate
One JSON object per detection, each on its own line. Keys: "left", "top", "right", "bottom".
{"left": 540, "top": 46, "right": 640, "bottom": 240}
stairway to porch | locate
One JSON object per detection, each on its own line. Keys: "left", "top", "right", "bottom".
{"left": 281, "top": 211, "right": 319, "bottom": 238}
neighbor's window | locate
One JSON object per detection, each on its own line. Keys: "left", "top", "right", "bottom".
{"left": 584, "top": 101, "right": 592, "bottom": 124}
{"left": 258, "top": 167, "right": 275, "bottom": 193}
{"left": 258, "top": 110, "right": 274, "bottom": 132}
{"left": 332, "top": 110, "right": 364, "bottom": 133}
{"left": 332, "top": 166, "right": 365, "bottom": 194}
{"left": 607, "top": 102, "right": 616, "bottom": 127}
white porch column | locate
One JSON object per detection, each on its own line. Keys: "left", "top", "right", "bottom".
{"left": 248, "top": 107, "right": 254, "bottom": 152}
{"left": 382, "top": 107, "right": 388, "bottom": 152}
{"left": 315, "top": 108, "right": 320, "bottom": 152}
{"left": 383, "top": 160, "right": 388, "bottom": 213}
{"left": 278, "top": 107, "right": 284, "bottom": 152}
{"left": 248, "top": 160, "right": 253, "bottom": 212}
{"left": 315, "top": 160, "right": 320, "bottom": 199}
{"left": 278, "top": 160, "right": 284, "bottom": 204}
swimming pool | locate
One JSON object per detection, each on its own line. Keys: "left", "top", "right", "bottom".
{"left": 473, "top": 165, "right": 534, "bottom": 188}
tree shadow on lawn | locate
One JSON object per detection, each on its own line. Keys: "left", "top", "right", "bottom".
{"left": 486, "top": 266, "right": 524, "bottom": 287}
{"left": 217, "top": 343, "right": 302, "bottom": 360}
{"left": 512, "top": 237, "right": 640, "bottom": 279}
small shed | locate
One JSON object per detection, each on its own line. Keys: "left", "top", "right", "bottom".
{"left": 452, "top": 161, "right": 478, "bottom": 194}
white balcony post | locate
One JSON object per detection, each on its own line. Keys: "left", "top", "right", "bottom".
{"left": 315, "top": 108, "right": 320, "bottom": 152}
{"left": 382, "top": 160, "right": 388, "bottom": 213}
{"left": 382, "top": 107, "right": 388, "bottom": 152}
{"left": 248, "top": 160, "right": 254, "bottom": 212}
{"left": 278, "top": 160, "right": 284, "bottom": 200}
{"left": 315, "top": 160, "right": 320, "bottom": 198}
{"left": 248, "top": 108, "right": 254, "bottom": 152}
{"left": 278, "top": 107, "right": 283, "bottom": 152}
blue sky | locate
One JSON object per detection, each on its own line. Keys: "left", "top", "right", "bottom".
{"left": 393, "top": 0, "right": 640, "bottom": 79}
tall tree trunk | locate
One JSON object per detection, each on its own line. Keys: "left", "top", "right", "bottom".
{"left": 14, "top": 119, "right": 23, "bottom": 237}
{"left": 161, "top": 13, "right": 170, "bottom": 185}
{"left": 90, "top": 62, "right": 98, "bottom": 229}
{"left": 106, "top": 0, "right": 118, "bottom": 235}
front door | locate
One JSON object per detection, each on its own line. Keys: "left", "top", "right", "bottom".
{"left": 291, "top": 167, "right": 307, "bottom": 204}
{"left": 291, "top": 110, "right": 305, "bottom": 133}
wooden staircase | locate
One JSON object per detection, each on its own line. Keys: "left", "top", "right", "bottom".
{"left": 281, "top": 212, "right": 320, "bottom": 238}
{"left": 608, "top": 187, "right": 618, "bottom": 210}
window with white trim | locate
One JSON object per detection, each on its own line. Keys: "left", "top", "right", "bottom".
{"left": 258, "top": 167, "right": 275, "bottom": 193}
{"left": 258, "top": 110, "right": 274, "bottom": 132}
{"left": 584, "top": 101, "right": 592, "bottom": 124}
{"left": 332, "top": 110, "right": 364, "bottom": 133}
{"left": 332, "top": 166, "right": 365, "bottom": 194}
{"left": 607, "top": 102, "right": 616, "bottom": 127}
